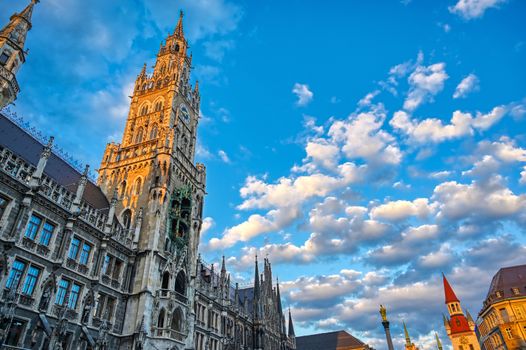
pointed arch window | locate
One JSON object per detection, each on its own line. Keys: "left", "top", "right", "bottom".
{"left": 134, "top": 177, "right": 142, "bottom": 195}
{"left": 157, "top": 308, "right": 165, "bottom": 328}
{"left": 171, "top": 308, "right": 183, "bottom": 332}
{"left": 121, "top": 209, "right": 132, "bottom": 230}
{"left": 161, "top": 271, "right": 170, "bottom": 290}
{"left": 119, "top": 181, "right": 127, "bottom": 198}
{"left": 154, "top": 101, "right": 163, "bottom": 112}
{"left": 140, "top": 105, "right": 149, "bottom": 116}
{"left": 175, "top": 270, "right": 186, "bottom": 295}
{"left": 135, "top": 127, "right": 144, "bottom": 143}
{"left": 150, "top": 124, "right": 158, "bottom": 140}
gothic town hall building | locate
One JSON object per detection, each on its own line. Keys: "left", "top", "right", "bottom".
{"left": 0, "top": 2, "right": 297, "bottom": 350}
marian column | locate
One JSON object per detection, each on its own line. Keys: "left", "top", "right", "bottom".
{"left": 380, "top": 305, "right": 395, "bottom": 350}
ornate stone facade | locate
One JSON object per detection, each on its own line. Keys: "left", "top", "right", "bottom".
{"left": 0, "top": 2, "right": 296, "bottom": 350}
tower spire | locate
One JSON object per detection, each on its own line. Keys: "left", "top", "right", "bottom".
{"left": 174, "top": 10, "right": 184, "bottom": 37}
{"left": 442, "top": 273, "right": 460, "bottom": 303}
{"left": 403, "top": 321, "right": 412, "bottom": 346}
{"left": 288, "top": 308, "right": 295, "bottom": 337}
{"left": 0, "top": 0, "right": 39, "bottom": 107}
{"left": 0, "top": 0, "right": 38, "bottom": 49}
{"left": 435, "top": 332, "right": 443, "bottom": 350}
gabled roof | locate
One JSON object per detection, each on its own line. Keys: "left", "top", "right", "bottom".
{"left": 0, "top": 112, "right": 109, "bottom": 210}
{"left": 296, "top": 330, "right": 366, "bottom": 350}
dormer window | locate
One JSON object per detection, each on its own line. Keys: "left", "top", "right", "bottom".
{"left": 496, "top": 291, "right": 502, "bottom": 298}
{"left": 512, "top": 288, "right": 520, "bottom": 295}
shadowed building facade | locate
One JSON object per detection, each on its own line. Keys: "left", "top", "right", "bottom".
{"left": 477, "top": 264, "right": 526, "bottom": 350}
{"left": 0, "top": 2, "right": 296, "bottom": 349}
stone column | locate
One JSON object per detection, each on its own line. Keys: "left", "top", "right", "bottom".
{"left": 382, "top": 321, "right": 394, "bottom": 350}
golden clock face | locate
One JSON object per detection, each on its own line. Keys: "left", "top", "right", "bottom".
{"left": 179, "top": 104, "right": 190, "bottom": 124}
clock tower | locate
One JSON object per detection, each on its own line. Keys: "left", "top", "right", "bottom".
{"left": 97, "top": 11, "right": 205, "bottom": 349}
{"left": 442, "top": 274, "right": 481, "bottom": 350}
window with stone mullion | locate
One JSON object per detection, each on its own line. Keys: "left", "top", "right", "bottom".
{"left": 24, "top": 215, "right": 42, "bottom": 240}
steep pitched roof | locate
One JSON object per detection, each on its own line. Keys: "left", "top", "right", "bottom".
{"left": 442, "top": 274, "right": 460, "bottom": 304}
{"left": 296, "top": 330, "right": 366, "bottom": 350}
{"left": 0, "top": 112, "right": 109, "bottom": 210}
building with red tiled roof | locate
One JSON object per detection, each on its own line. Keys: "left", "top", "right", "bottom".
{"left": 442, "top": 274, "right": 481, "bottom": 350}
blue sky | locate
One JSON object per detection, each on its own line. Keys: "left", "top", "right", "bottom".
{"left": 2, "top": 0, "right": 526, "bottom": 348}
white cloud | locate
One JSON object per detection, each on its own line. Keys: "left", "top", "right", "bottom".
{"left": 305, "top": 139, "right": 340, "bottom": 170}
{"left": 358, "top": 90, "right": 380, "bottom": 107}
{"left": 433, "top": 176, "right": 526, "bottom": 221}
{"left": 430, "top": 170, "right": 453, "bottom": 179}
{"left": 195, "top": 143, "right": 213, "bottom": 159}
{"left": 449, "top": 0, "right": 506, "bottom": 20}
{"left": 208, "top": 206, "right": 301, "bottom": 250}
{"left": 329, "top": 110, "right": 402, "bottom": 165}
{"left": 404, "top": 62, "right": 448, "bottom": 111}
{"left": 238, "top": 163, "right": 366, "bottom": 210}
{"left": 218, "top": 149, "right": 231, "bottom": 163}
{"left": 462, "top": 155, "right": 500, "bottom": 179}
{"left": 370, "top": 198, "right": 435, "bottom": 222}
{"left": 477, "top": 138, "right": 526, "bottom": 162}
{"left": 453, "top": 74, "right": 479, "bottom": 99}
{"left": 390, "top": 106, "right": 507, "bottom": 143}
{"left": 520, "top": 166, "right": 526, "bottom": 185}
{"left": 292, "top": 83, "right": 314, "bottom": 106}
{"left": 200, "top": 217, "right": 214, "bottom": 236}
{"left": 367, "top": 225, "right": 440, "bottom": 265}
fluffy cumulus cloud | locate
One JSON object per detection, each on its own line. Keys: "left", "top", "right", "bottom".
{"left": 292, "top": 83, "right": 314, "bottom": 106}
{"left": 390, "top": 106, "right": 507, "bottom": 143}
{"left": 193, "top": 49, "right": 525, "bottom": 347}
{"left": 453, "top": 74, "right": 479, "bottom": 99}
{"left": 449, "top": 0, "right": 507, "bottom": 20}
{"left": 329, "top": 109, "right": 402, "bottom": 165}
{"left": 370, "top": 198, "right": 435, "bottom": 222}
{"left": 404, "top": 62, "right": 448, "bottom": 111}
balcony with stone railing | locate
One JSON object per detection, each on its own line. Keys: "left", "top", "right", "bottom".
{"left": 156, "top": 289, "right": 188, "bottom": 305}
{"left": 153, "top": 327, "right": 186, "bottom": 343}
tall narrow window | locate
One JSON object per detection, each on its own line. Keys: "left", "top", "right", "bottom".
{"left": 134, "top": 178, "right": 142, "bottom": 195}
{"left": 119, "top": 181, "right": 127, "bottom": 197}
{"left": 79, "top": 243, "right": 91, "bottom": 265}
{"left": 21, "top": 266, "right": 40, "bottom": 295}
{"left": 135, "top": 127, "right": 144, "bottom": 143}
{"left": 68, "top": 237, "right": 81, "bottom": 260}
{"left": 102, "top": 255, "right": 112, "bottom": 275}
{"left": 104, "top": 297, "right": 115, "bottom": 321}
{"left": 68, "top": 283, "right": 81, "bottom": 309}
{"left": 55, "top": 279, "right": 70, "bottom": 306}
{"left": 122, "top": 209, "right": 132, "bottom": 230}
{"left": 0, "top": 195, "right": 9, "bottom": 218}
{"left": 6, "top": 260, "right": 26, "bottom": 289}
{"left": 39, "top": 222, "right": 55, "bottom": 246}
{"left": 150, "top": 124, "right": 158, "bottom": 139}
{"left": 25, "top": 215, "right": 42, "bottom": 240}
